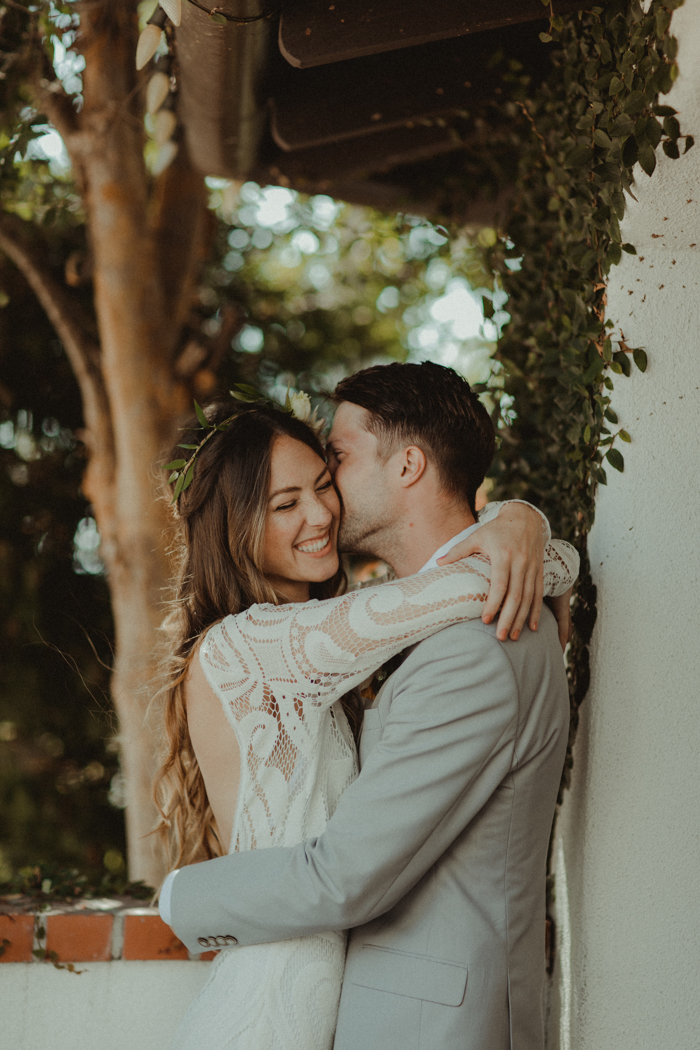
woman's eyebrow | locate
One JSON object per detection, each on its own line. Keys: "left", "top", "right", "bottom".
{"left": 269, "top": 467, "right": 328, "bottom": 500}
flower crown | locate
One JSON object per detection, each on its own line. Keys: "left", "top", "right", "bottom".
{"left": 164, "top": 385, "right": 326, "bottom": 503}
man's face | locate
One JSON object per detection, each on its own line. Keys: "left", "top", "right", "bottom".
{"left": 326, "top": 402, "right": 395, "bottom": 555}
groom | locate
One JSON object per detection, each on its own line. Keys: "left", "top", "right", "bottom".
{"left": 163, "top": 362, "right": 571, "bottom": 1050}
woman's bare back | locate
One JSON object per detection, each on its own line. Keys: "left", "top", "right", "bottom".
{"left": 185, "top": 650, "right": 240, "bottom": 854}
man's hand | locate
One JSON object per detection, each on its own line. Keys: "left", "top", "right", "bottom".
{"left": 547, "top": 587, "right": 574, "bottom": 652}
{"left": 438, "top": 503, "right": 545, "bottom": 641}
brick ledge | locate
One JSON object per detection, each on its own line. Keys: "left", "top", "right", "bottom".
{"left": 0, "top": 903, "right": 216, "bottom": 963}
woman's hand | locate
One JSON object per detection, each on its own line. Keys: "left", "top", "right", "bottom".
{"left": 438, "top": 503, "right": 545, "bottom": 641}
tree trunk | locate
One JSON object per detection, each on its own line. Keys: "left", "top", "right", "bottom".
{"left": 19, "top": 3, "right": 210, "bottom": 884}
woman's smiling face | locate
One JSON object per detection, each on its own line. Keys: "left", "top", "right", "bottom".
{"left": 261, "top": 434, "right": 341, "bottom": 602}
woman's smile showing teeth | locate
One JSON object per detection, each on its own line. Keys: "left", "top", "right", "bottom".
{"left": 296, "top": 533, "right": 331, "bottom": 555}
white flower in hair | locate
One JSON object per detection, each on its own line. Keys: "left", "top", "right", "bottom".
{"left": 289, "top": 390, "right": 312, "bottom": 422}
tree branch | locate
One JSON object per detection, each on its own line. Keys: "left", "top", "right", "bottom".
{"left": 0, "top": 212, "right": 116, "bottom": 500}
{"left": 149, "top": 139, "right": 209, "bottom": 355}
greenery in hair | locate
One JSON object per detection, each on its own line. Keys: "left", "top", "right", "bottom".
{"left": 164, "top": 384, "right": 323, "bottom": 503}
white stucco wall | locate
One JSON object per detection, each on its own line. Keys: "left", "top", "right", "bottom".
{"left": 3, "top": 961, "right": 210, "bottom": 1050}
{"left": 548, "top": 5, "right": 700, "bottom": 1049}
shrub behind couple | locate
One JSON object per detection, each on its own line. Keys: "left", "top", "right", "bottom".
{"left": 157, "top": 361, "right": 578, "bottom": 1050}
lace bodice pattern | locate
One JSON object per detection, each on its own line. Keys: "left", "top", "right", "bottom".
{"left": 200, "top": 535, "right": 578, "bottom": 857}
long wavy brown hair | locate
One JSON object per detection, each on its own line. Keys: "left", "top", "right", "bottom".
{"left": 153, "top": 400, "right": 356, "bottom": 874}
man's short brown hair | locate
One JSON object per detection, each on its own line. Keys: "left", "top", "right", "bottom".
{"left": 334, "top": 361, "right": 495, "bottom": 514}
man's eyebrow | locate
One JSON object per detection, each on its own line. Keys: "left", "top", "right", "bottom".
{"left": 269, "top": 466, "right": 329, "bottom": 500}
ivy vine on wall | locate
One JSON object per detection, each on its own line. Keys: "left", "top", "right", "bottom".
{"left": 464, "top": 0, "right": 691, "bottom": 797}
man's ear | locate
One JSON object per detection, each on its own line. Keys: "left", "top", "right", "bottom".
{"left": 398, "top": 445, "right": 427, "bottom": 488}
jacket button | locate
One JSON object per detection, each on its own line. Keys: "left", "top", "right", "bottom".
{"left": 224, "top": 935, "right": 238, "bottom": 945}
{"left": 198, "top": 937, "right": 210, "bottom": 948}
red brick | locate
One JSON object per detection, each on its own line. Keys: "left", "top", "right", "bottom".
{"left": 0, "top": 913, "right": 35, "bottom": 962}
{"left": 122, "top": 911, "right": 188, "bottom": 960}
{"left": 45, "top": 912, "right": 113, "bottom": 962}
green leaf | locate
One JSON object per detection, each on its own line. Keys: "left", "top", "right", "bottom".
{"left": 633, "top": 347, "right": 648, "bottom": 372}
{"left": 663, "top": 140, "right": 680, "bottom": 159}
{"left": 608, "top": 76, "right": 625, "bottom": 95}
{"left": 579, "top": 249, "right": 598, "bottom": 273}
{"left": 210, "top": 11, "right": 228, "bottom": 24}
{"left": 567, "top": 145, "right": 594, "bottom": 168}
{"left": 607, "top": 242, "right": 622, "bottom": 267}
{"left": 622, "top": 135, "right": 639, "bottom": 167}
{"left": 182, "top": 466, "right": 195, "bottom": 491}
{"left": 685, "top": 135, "right": 695, "bottom": 154}
{"left": 638, "top": 142, "right": 657, "bottom": 176}
{"left": 539, "top": 32, "right": 552, "bottom": 43}
{"left": 583, "top": 424, "right": 591, "bottom": 443}
{"left": 663, "top": 115, "right": 681, "bottom": 141}
{"left": 163, "top": 459, "right": 187, "bottom": 470}
{"left": 593, "top": 128, "right": 613, "bottom": 149}
{"left": 613, "top": 350, "right": 631, "bottom": 377}
{"left": 646, "top": 116, "right": 663, "bottom": 149}
{"left": 653, "top": 105, "right": 677, "bottom": 117}
{"left": 168, "top": 471, "right": 179, "bottom": 484}
{"left": 582, "top": 357, "right": 605, "bottom": 385}
{"left": 172, "top": 471, "right": 186, "bottom": 501}
{"left": 194, "top": 400, "right": 209, "bottom": 428}
{"left": 623, "top": 90, "right": 645, "bottom": 115}
{"left": 655, "top": 7, "right": 672, "bottom": 38}
{"left": 604, "top": 408, "right": 618, "bottom": 424}
{"left": 621, "top": 243, "right": 637, "bottom": 254}
{"left": 609, "top": 114, "right": 635, "bottom": 139}
{"left": 619, "top": 429, "right": 631, "bottom": 443}
{"left": 178, "top": 443, "right": 199, "bottom": 449}
{"left": 606, "top": 448, "right": 625, "bottom": 472}
{"left": 230, "top": 383, "right": 263, "bottom": 403}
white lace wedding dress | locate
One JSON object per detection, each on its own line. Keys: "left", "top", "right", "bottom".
{"left": 171, "top": 523, "right": 578, "bottom": 1050}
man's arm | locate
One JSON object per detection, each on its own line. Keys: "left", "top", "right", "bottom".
{"left": 168, "top": 623, "right": 519, "bottom": 954}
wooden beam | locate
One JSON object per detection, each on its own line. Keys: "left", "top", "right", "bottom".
{"left": 271, "top": 23, "right": 547, "bottom": 150}
{"left": 268, "top": 123, "right": 464, "bottom": 182}
{"left": 257, "top": 161, "right": 514, "bottom": 225}
{"left": 279, "top": 0, "right": 596, "bottom": 69}
{"left": 176, "top": 0, "right": 272, "bottom": 178}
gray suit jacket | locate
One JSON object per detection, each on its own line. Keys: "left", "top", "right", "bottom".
{"left": 170, "top": 609, "right": 569, "bottom": 1050}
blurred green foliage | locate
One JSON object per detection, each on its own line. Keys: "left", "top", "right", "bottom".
{"left": 0, "top": 3, "right": 499, "bottom": 879}
{"left": 0, "top": 0, "right": 690, "bottom": 881}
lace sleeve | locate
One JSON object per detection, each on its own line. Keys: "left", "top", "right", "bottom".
{"left": 545, "top": 538, "right": 579, "bottom": 596}
{"left": 478, "top": 499, "right": 551, "bottom": 542}
{"left": 200, "top": 541, "right": 578, "bottom": 715}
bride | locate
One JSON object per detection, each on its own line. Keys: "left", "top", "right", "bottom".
{"left": 154, "top": 395, "right": 577, "bottom": 1050}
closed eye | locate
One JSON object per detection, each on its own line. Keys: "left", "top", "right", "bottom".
{"left": 316, "top": 480, "right": 333, "bottom": 492}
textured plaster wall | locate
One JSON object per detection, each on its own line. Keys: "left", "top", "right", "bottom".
{"left": 3, "top": 960, "right": 210, "bottom": 1050}
{"left": 548, "top": 5, "right": 700, "bottom": 1049}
